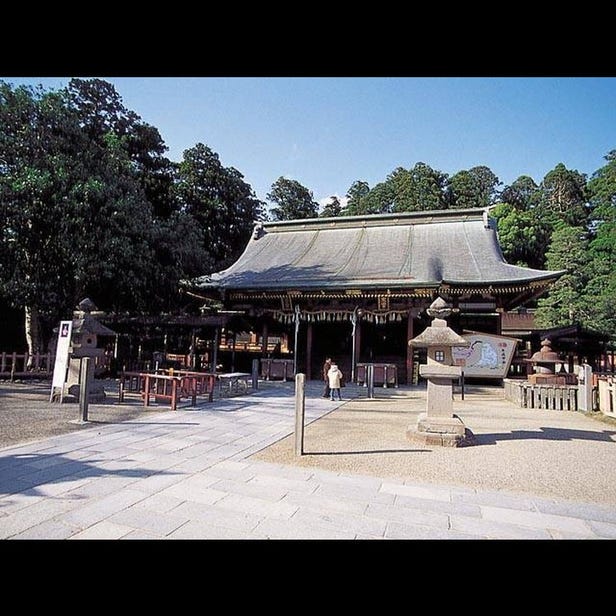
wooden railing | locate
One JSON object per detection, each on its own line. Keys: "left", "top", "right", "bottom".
{"left": 118, "top": 370, "right": 216, "bottom": 410}
{"left": 504, "top": 379, "right": 578, "bottom": 411}
{"left": 0, "top": 352, "right": 54, "bottom": 378}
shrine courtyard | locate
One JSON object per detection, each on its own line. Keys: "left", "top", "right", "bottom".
{"left": 0, "top": 378, "right": 615, "bottom": 539}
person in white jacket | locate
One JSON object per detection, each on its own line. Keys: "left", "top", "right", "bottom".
{"left": 327, "top": 362, "right": 343, "bottom": 401}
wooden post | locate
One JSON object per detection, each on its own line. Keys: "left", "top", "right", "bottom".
{"left": 212, "top": 327, "right": 219, "bottom": 373}
{"left": 294, "top": 373, "right": 305, "bottom": 456}
{"left": 79, "top": 357, "right": 91, "bottom": 422}
{"left": 231, "top": 334, "right": 236, "bottom": 372}
{"left": 252, "top": 358, "right": 259, "bottom": 390}
{"left": 306, "top": 323, "right": 313, "bottom": 381}
{"left": 293, "top": 306, "right": 301, "bottom": 376}
{"left": 144, "top": 374, "right": 151, "bottom": 407}
{"left": 1, "top": 352, "right": 5, "bottom": 373}
{"left": 351, "top": 308, "right": 358, "bottom": 383}
{"left": 261, "top": 322, "right": 269, "bottom": 355}
{"left": 406, "top": 310, "right": 414, "bottom": 385}
{"left": 356, "top": 320, "right": 362, "bottom": 371}
{"left": 171, "top": 378, "right": 178, "bottom": 411}
{"left": 367, "top": 364, "right": 375, "bottom": 399}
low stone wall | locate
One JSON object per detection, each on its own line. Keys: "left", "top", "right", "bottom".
{"left": 504, "top": 378, "right": 578, "bottom": 411}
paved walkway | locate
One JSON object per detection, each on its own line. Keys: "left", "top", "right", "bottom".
{"left": 1, "top": 381, "right": 615, "bottom": 539}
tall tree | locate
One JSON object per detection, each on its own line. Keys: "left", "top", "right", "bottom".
{"left": 447, "top": 165, "right": 500, "bottom": 209}
{"left": 342, "top": 180, "right": 370, "bottom": 215}
{"left": 175, "top": 143, "right": 266, "bottom": 272}
{"left": 534, "top": 224, "right": 591, "bottom": 328}
{"left": 500, "top": 175, "right": 540, "bottom": 211}
{"left": 0, "top": 82, "right": 84, "bottom": 356}
{"left": 584, "top": 150, "right": 616, "bottom": 333}
{"left": 537, "top": 163, "right": 589, "bottom": 228}
{"left": 66, "top": 78, "right": 176, "bottom": 219}
{"left": 320, "top": 195, "right": 342, "bottom": 218}
{"left": 492, "top": 176, "right": 548, "bottom": 269}
{"left": 358, "top": 181, "right": 395, "bottom": 214}
{"left": 267, "top": 177, "right": 319, "bottom": 221}
{"left": 391, "top": 162, "right": 449, "bottom": 212}
{"left": 491, "top": 202, "right": 551, "bottom": 269}
{"left": 0, "top": 80, "right": 196, "bottom": 355}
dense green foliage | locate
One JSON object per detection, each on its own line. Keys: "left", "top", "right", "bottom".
{"left": 330, "top": 156, "right": 615, "bottom": 337}
{"left": 319, "top": 195, "right": 342, "bottom": 218}
{"left": 0, "top": 79, "right": 265, "bottom": 351}
{"left": 174, "top": 143, "right": 265, "bottom": 273}
{"left": 267, "top": 177, "right": 319, "bottom": 220}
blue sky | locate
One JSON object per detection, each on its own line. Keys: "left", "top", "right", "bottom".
{"left": 3, "top": 76, "right": 616, "bottom": 209}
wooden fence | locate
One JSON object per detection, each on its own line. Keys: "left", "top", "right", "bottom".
{"left": 504, "top": 378, "right": 579, "bottom": 411}
{"left": 0, "top": 352, "right": 54, "bottom": 379}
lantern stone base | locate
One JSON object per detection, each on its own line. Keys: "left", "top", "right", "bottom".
{"left": 66, "top": 382, "right": 107, "bottom": 404}
{"left": 407, "top": 413, "right": 477, "bottom": 447}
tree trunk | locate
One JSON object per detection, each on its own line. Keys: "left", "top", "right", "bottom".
{"left": 24, "top": 305, "right": 42, "bottom": 369}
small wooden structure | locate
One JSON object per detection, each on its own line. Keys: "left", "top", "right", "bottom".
{"left": 356, "top": 363, "right": 398, "bottom": 387}
{"left": 260, "top": 358, "right": 294, "bottom": 381}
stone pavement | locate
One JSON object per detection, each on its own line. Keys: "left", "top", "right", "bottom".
{"left": 1, "top": 380, "right": 615, "bottom": 540}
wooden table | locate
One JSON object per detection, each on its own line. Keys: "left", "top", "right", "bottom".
{"left": 217, "top": 372, "right": 252, "bottom": 396}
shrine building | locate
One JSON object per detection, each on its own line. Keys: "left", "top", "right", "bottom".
{"left": 187, "top": 208, "right": 564, "bottom": 384}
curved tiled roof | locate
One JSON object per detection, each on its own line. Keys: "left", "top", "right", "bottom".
{"left": 193, "top": 208, "right": 563, "bottom": 292}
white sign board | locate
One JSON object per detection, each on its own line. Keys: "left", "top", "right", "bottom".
{"left": 452, "top": 332, "right": 518, "bottom": 379}
{"left": 50, "top": 320, "right": 72, "bottom": 401}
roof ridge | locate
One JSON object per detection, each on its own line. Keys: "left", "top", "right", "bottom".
{"left": 263, "top": 208, "right": 487, "bottom": 232}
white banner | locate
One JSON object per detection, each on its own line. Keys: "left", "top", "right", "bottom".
{"left": 50, "top": 320, "right": 73, "bottom": 397}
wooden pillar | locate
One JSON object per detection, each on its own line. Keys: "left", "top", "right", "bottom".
{"left": 355, "top": 321, "right": 362, "bottom": 375}
{"left": 212, "top": 327, "right": 219, "bottom": 372}
{"left": 231, "top": 334, "right": 236, "bottom": 372}
{"left": 261, "top": 323, "right": 269, "bottom": 357}
{"left": 406, "top": 310, "right": 414, "bottom": 385}
{"left": 261, "top": 322, "right": 269, "bottom": 355}
{"left": 306, "top": 323, "right": 313, "bottom": 380}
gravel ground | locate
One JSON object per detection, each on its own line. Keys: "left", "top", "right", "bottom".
{"left": 0, "top": 379, "right": 161, "bottom": 449}
{"left": 2, "top": 378, "right": 616, "bottom": 507}
{"left": 252, "top": 384, "right": 616, "bottom": 506}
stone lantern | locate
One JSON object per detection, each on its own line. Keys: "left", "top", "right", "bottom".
{"left": 65, "top": 298, "right": 115, "bottom": 402}
{"left": 407, "top": 297, "right": 476, "bottom": 447}
{"left": 525, "top": 338, "right": 566, "bottom": 385}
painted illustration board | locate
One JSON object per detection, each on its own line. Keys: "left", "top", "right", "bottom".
{"left": 452, "top": 331, "right": 518, "bottom": 378}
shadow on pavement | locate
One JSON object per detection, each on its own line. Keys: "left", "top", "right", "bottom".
{"left": 0, "top": 452, "right": 180, "bottom": 498}
{"left": 476, "top": 426, "right": 616, "bottom": 445}
{"left": 304, "top": 448, "right": 430, "bottom": 455}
